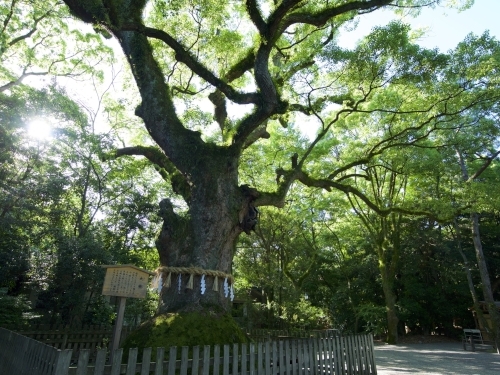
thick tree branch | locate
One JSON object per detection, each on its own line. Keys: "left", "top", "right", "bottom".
{"left": 467, "top": 150, "right": 500, "bottom": 182}
{"left": 103, "top": 146, "right": 175, "bottom": 173}
{"left": 245, "top": 0, "right": 267, "bottom": 35}
{"left": 283, "top": 0, "right": 394, "bottom": 30}
{"left": 0, "top": 71, "right": 49, "bottom": 92}
{"left": 255, "top": 164, "right": 300, "bottom": 208}
{"left": 102, "top": 146, "right": 192, "bottom": 201}
{"left": 294, "top": 167, "right": 437, "bottom": 219}
{"left": 242, "top": 125, "right": 271, "bottom": 149}
{"left": 328, "top": 158, "right": 370, "bottom": 180}
{"left": 208, "top": 50, "right": 256, "bottom": 132}
{"left": 121, "top": 24, "right": 259, "bottom": 105}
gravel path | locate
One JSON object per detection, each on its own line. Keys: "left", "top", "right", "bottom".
{"left": 374, "top": 342, "right": 500, "bottom": 375}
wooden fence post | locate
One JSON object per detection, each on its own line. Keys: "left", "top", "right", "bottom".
{"left": 110, "top": 296, "right": 127, "bottom": 363}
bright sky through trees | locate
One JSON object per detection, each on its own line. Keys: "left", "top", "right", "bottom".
{"left": 27, "top": 119, "right": 52, "bottom": 141}
{"left": 340, "top": 0, "right": 500, "bottom": 51}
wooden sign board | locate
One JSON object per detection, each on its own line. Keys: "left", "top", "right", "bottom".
{"left": 102, "top": 265, "right": 154, "bottom": 299}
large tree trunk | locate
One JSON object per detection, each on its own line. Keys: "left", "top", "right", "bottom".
{"left": 155, "top": 159, "right": 249, "bottom": 314}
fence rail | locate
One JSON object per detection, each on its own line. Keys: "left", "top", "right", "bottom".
{"left": 248, "top": 329, "right": 340, "bottom": 341}
{"left": 0, "top": 328, "right": 377, "bottom": 375}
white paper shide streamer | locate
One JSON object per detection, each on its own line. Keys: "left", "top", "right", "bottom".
{"left": 157, "top": 274, "right": 163, "bottom": 294}
{"left": 177, "top": 274, "right": 182, "bottom": 293}
{"left": 230, "top": 284, "right": 234, "bottom": 301}
{"left": 201, "top": 274, "right": 206, "bottom": 294}
{"left": 151, "top": 274, "right": 163, "bottom": 294}
{"left": 223, "top": 277, "right": 229, "bottom": 298}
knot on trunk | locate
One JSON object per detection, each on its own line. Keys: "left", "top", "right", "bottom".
{"left": 239, "top": 185, "right": 259, "bottom": 234}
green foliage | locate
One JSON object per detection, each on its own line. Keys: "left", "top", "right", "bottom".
{"left": 356, "top": 303, "right": 387, "bottom": 337}
{"left": 0, "top": 291, "right": 31, "bottom": 328}
{"left": 122, "top": 312, "right": 249, "bottom": 360}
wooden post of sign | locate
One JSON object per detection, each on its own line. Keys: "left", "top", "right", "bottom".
{"left": 110, "top": 296, "right": 127, "bottom": 362}
{"left": 101, "top": 264, "right": 155, "bottom": 363}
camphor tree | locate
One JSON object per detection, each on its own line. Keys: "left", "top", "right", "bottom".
{"left": 57, "top": 0, "right": 498, "bottom": 346}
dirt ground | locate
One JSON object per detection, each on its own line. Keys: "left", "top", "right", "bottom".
{"left": 374, "top": 341, "right": 500, "bottom": 375}
{"left": 396, "top": 334, "right": 459, "bottom": 344}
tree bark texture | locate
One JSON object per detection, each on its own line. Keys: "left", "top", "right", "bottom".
{"left": 380, "top": 262, "right": 399, "bottom": 344}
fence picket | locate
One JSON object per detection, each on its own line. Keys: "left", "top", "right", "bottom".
{"left": 202, "top": 345, "right": 210, "bottom": 375}
{"left": 339, "top": 335, "right": 346, "bottom": 375}
{"left": 111, "top": 348, "right": 123, "bottom": 375}
{"left": 327, "top": 336, "right": 335, "bottom": 374}
{"left": 141, "top": 347, "right": 152, "bottom": 375}
{"left": 168, "top": 346, "right": 177, "bottom": 375}
{"left": 359, "top": 336, "right": 365, "bottom": 373}
{"left": 223, "top": 344, "right": 230, "bottom": 375}
{"left": 241, "top": 343, "right": 248, "bottom": 375}
{"left": 265, "top": 341, "right": 271, "bottom": 375}
{"left": 302, "top": 339, "right": 309, "bottom": 375}
{"left": 181, "top": 346, "right": 189, "bottom": 375}
{"left": 75, "top": 349, "right": 90, "bottom": 375}
{"left": 318, "top": 337, "right": 324, "bottom": 373}
{"left": 249, "top": 343, "right": 255, "bottom": 375}
{"left": 53, "top": 350, "right": 73, "bottom": 375}
{"left": 214, "top": 345, "right": 221, "bottom": 375}
{"left": 127, "top": 347, "right": 139, "bottom": 375}
{"left": 308, "top": 339, "right": 314, "bottom": 375}
{"left": 278, "top": 340, "right": 284, "bottom": 375}
{"left": 93, "top": 348, "right": 107, "bottom": 375}
{"left": 296, "top": 339, "right": 304, "bottom": 375}
{"left": 348, "top": 335, "right": 355, "bottom": 374}
{"left": 285, "top": 339, "right": 291, "bottom": 375}
{"left": 232, "top": 343, "right": 238, "bottom": 375}
{"left": 257, "top": 342, "right": 264, "bottom": 375}
{"left": 192, "top": 346, "right": 200, "bottom": 375}
{"left": 155, "top": 347, "right": 165, "bottom": 375}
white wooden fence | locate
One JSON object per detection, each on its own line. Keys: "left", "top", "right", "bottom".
{"left": 0, "top": 327, "right": 377, "bottom": 375}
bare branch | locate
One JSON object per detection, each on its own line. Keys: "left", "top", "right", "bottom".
{"left": 8, "top": 9, "right": 52, "bottom": 47}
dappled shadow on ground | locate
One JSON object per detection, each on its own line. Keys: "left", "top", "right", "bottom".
{"left": 375, "top": 342, "right": 500, "bottom": 375}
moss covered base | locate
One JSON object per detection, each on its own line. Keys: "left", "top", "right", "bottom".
{"left": 121, "top": 311, "right": 248, "bottom": 358}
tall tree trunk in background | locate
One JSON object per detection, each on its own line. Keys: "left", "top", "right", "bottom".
{"left": 456, "top": 149, "right": 500, "bottom": 353}
{"left": 452, "top": 219, "right": 491, "bottom": 340}
{"left": 470, "top": 212, "right": 500, "bottom": 352}
{"left": 380, "top": 260, "right": 399, "bottom": 344}
{"left": 376, "top": 219, "right": 401, "bottom": 345}
{"left": 349, "top": 167, "right": 405, "bottom": 344}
